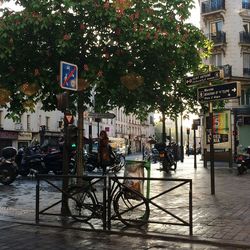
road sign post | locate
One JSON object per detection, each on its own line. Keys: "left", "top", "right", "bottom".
{"left": 88, "top": 112, "right": 116, "bottom": 119}
{"left": 186, "top": 70, "right": 222, "bottom": 86}
{"left": 197, "top": 82, "right": 240, "bottom": 102}
{"left": 185, "top": 65, "right": 236, "bottom": 196}
{"left": 60, "top": 61, "right": 78, "bottom": 91}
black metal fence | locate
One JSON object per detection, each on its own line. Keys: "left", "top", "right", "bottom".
{"left": 35, "top": 174, "right": 193, "bottom": 235}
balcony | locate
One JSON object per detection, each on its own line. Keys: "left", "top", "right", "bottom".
{"left": 243, "top": 68, "right": 250, "bottom": 77}
{"left": 240, "top": 1, "right": 250, "bottom": 17}
{"left": 201, "top": 0, "right": 226, "bottom": 21}
{"left": 240, "top": 31, "right": 250, "bottom": 45}
{"left": 201, "top": 0, "right": 225, "bottom": 14}
{"left": 207, "top": 31, "right": 226, "bottom": 45}
{"left": 242, "top": 1, "right": 250, "bottom": 9}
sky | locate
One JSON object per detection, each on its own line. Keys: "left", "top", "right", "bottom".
{"left": 188, "top": 0, "right": 200, "bottom": 27}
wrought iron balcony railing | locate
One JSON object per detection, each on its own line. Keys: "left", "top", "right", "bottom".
{"left": 240, "top": 31, "right": 250, "bottom": 44}
{"left": 243, "top": 68, "right": 250, "bottom": 76}
{"left": 207, "top": 31, "right": 226, "bottom": 44}
{"left": 201, "top": 0, "right": 225, "bottom": 14}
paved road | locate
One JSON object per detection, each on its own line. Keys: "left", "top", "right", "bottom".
{"left": 1, "top": 154, "right": 250, "bottom": 249}
{"left": 0, "top": 221, "right": 243, "bottom": 250}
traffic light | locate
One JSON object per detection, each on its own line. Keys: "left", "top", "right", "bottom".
{"left": 67, "top": 125, "right": 78, "bottom": 149}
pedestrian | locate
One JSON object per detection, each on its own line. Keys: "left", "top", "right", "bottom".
{"left": 99, "top": 130, "right": 115, "bottom": 173}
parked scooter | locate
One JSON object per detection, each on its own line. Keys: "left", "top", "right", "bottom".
{"left": 236, "top": 147, "right": 250, "bottom": 175}
{"left": 0, "top": 147, "right": 18, "bottom": 185}
{"left": 16, "top": 143, "right": 76, "bottom": 176}
{"left": 16, "top": 144, "right": 46, "bottom": 176}
{"left": 155, "top": 143, "right": 177, "bottom": 173}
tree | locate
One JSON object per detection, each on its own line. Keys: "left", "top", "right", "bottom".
{"left": 0, "top": 0, "right": 209, "bottom": 125}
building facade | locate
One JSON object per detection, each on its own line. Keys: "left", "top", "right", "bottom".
{"left": 200, "top": 0, "right": 250, "bottom": 156}
{"left": 0, "top": 104, "right": 155, "bottom": 154}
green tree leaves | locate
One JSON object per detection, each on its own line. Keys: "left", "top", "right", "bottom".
{"left": 0, "top": 0, "right": 210, "bottom": 122}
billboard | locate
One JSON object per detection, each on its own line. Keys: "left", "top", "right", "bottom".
{"left": 205, "top": 110, "right": 231, "bottom": 149}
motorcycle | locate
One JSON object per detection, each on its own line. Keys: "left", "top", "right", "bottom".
{"left": 16, "top": 145, "right": 47, "bottom": 176}
{"left": 0, "top": 147, "right": 18, "bottom": 185}
{"left": 17, "top": 144, "right": 76, "bottom": 176}
{"left": 144, "top": 148, "right": 159, "bottom": 163}
{"left": 155, "top": 143, "right": 177, "bottom": 173}
{"left": 236, "top": 147, "right": 250, "bottom": 175}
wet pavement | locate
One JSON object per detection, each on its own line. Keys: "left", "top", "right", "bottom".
{"left": 1, "top": 154, "right": 250, "bottom": 249}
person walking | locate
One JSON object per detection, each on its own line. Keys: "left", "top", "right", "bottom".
{"left": 99, "top": 130, "right": 114, "bottom": 173}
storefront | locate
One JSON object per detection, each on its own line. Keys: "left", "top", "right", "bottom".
{"left": 0, "top": 130, "right": 18, "bottom": 153}
{"left": 17, "top": 132, "right": 32, "bottom": 149}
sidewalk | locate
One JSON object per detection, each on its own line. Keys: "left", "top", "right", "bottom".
{"left": 1, "top": 154, "right": 250, "bottom": 249}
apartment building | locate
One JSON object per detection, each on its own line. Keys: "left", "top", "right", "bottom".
{"left": 200, "top": 0, "right": 250, "bottom": 156}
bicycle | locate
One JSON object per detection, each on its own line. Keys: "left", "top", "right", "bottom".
{"left": 66, "top": 165, "right": 150, "bottom": 227}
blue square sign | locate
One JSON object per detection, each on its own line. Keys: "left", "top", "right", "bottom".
{"left": 60, "top": 61, "right": 78, "bottom": 91}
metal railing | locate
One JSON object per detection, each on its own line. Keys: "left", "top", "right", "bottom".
{"left": 206, "top": 31, "right": 226, "bottom": 44}
{"left": 35, "top": 174, "right": 193, "bottom": 235}
{"left": 243, "top": 68, "right": 250, "bottom": 76}
{"left": 240, "top": 31, "right": 250, "bottom": 44}
{"left": 201, "top": 0, "right": 225, "bottom": 14}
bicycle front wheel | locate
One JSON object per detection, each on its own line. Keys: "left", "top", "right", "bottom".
{"left": 113, "top": 189, "right": 149, "bottom": 227}
{"left": 67, "top": 187, "right": 96, "bottom": 222}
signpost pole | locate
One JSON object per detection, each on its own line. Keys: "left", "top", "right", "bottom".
{"left": 209, "top": 66, "right": 215, "bottom": 195}
{"left": 180, "top": 113, "right": 184, "bottom": 162}
{"left": 194, "top": 127, "right": 197, "bottom": 169}
{"left": 209, "top": 102, "right": 215, "bottom": 195}
{"left": 187, "top": 128, "right": 190, "bottom": 157}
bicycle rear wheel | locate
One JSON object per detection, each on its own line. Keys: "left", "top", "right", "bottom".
{"left": 113, "top": 189, "right": 149, "bottom": 227}
{"left": 67, "top": 187, "right": 96, "bottom": 222}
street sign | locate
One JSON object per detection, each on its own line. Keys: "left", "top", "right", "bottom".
{"left": 186, "top": 70, "right": 221, "bottom": 86}
{"left": 197, "top": 82, "right": 241, "bottom": 102}
{"left": 88, "top": 112, "right": 116, "bottom": 119}
{"left": 60, "top": 61, "right": 78, "bottom": 91}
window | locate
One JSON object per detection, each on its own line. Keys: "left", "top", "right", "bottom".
{"left": 211, "top": 0, "right": 222, "bottom": 10}
{"left": 210, "top": 53, "right": 222, "bottom": 66}
{"left": 27, "top": 115, "right": 31, "bottom": 130}
{"left": 243, "top": 21, "right": 250, "bottom": 33}
{"left": 46, "top": 116, "right": 50, "bottom": 130}
{"left": 210, "top": 20, "right": 223, "bottom": 34}
{"left": 240, "top": 89, "right": 250, "bottom": 105}
{"left": 243, "top": 53, "right": 250, "bottom": 76}
{"left": 242, "top": 0, "right": 250, "bottom": 9}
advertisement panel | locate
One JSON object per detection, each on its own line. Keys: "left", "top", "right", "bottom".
{"left": 205, "top": 110, "right": 231, "bottom": 149}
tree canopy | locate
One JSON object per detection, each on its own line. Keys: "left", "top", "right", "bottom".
{"left": 0, "top": 0, "right": 210, "bottom": 121}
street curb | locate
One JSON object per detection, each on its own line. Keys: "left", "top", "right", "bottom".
{"left": 1, "top": 219, "right": 250, "bottom": 249}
